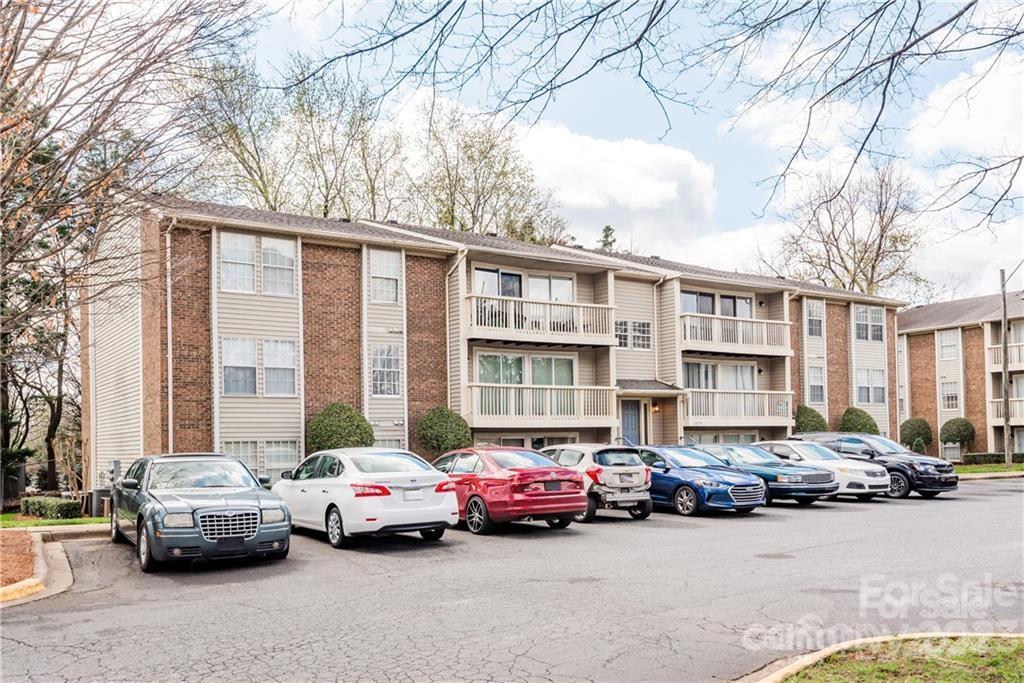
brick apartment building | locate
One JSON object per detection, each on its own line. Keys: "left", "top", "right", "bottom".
{"left": 896, "top": 290, "right": 1024, "bottom": 459}
{"left": 81, "top": 197, "right": 903, "bottom": 491}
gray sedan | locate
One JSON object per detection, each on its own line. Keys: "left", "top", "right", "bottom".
{"left": 110, "top": 453, "right": 291, "bottom": 572}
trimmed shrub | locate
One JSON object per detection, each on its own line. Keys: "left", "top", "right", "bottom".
{"left": 838, "top": 407, "right": 879, "bottom": 435}
{"left": 305, "top": 403, "right": 374, "bottom": 453}
{"left": 911, "top": 437, "right": 926, "bottom": 455}
{"left": 794, "top": 405, "right": 828, "bottom": 434}
{"left": 415, "top": 407, "right": 471, "bottom": 458}
{"left": 19, "top": 496, "right": 81, "bottom": 519}
{"left": 940, "top": 417, "right": 976, "bottom": 448}
{"left": 899, "top": 418, "right": 933, "bottom": 449}
{"left": 962, "top": 452, "right": 1024, "bottom": 465}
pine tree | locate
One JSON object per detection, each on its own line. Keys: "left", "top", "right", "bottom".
{"left": 598, "top": 225, "right": 617, "bottom": 251}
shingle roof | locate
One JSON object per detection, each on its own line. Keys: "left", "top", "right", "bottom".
{"left": 616, "top": 379, "right": 683, "bottom": 392}
{"left": 897, "top": 290, "right": 1024, "bottom": 332}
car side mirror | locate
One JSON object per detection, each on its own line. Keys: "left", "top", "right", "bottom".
{"left": 122, "top": 478, "right": 139, "bottom": 490}
{"left": 280, "top": 470, "right": 293, "bottom": 480}
{"left": 789, "top": 454, "right": 803, "bottom": 461}
{"left": 860, "top": 448, "right": 875, "bottom": 457}
{"left": 258, "top": 475, "right": 271, "bottom": 485}
{"left": 651, "top": 461, "right": 667, "bottom": 470}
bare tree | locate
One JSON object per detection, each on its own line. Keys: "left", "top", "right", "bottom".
{"left": 292, "top": 1, "right": 1024, "bottom": 227}
{"left": 761, "top": 165, "right": 926, "bottom": 297}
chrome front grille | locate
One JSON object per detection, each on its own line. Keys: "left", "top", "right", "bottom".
{"left": 199, "top": 510, "right": 259, "bottom": 540}
{"left": 802, "top": 472, "right": 834, "bottom": 484}
{"left": 935, "top": 464, "right": 954, "bottom": 474}
{"left": 865, "top": 469, "right": 887, "bottom": 478}
{"left": 729, "top": 484, "right": 764, "bottom": 505}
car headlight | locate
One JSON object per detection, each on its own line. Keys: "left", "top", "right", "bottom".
{"left": 776, "top": 474, "right": 803, "bottom": 483}
{"left": 262, "top": 508, "right": 286, "bottom": 524}
{"left": 162, "top": 513, "right": 194, "bottom": 528}
{"left": 694, "top": 479, "right": 728, "bottom": 490}
{"left": 913, "top": 464, "right": 937, "bottom": 474}
{"left": 836, "top": 467, "right": 854, "bottom": 474}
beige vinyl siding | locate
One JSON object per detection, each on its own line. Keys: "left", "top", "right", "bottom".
{"left": 214, "top": 230, "right": 302, "bottom": 460}
{"left": 803, "top": 297, "right": 828, "bottom": 412}
{"left": 447, "top": 260, "right": 465, "bottom": 412}
{"left": 767, "top": 357, "right": 788, "bottom": 391}
{"left": 851, "top": 305, "right": 890, "bottom": 435}
{"left": 90, "top": 220, "right": 143, "bottom": 485}
{"left": 759, "top": 291, "right": 786, "bottom": 321}
{"left": 934, "top": 328, "right": 964, "bottom": 427}
{"left": 615, "top": 278, "right": 657, "bottom": 380}
{"left": 592, "top": 272, "right": 611, "bottom": 305}
{"left": 656, "top": 279, "right": 681, "bottom": 386}
{"left": 575, "top": 273, "right": 595, "bottom": 304}
{"left": 363, "top": 247, "right": 407, "bottom": 447}
{"left": 595, "top": 350, "right": 612, "bottom": 386}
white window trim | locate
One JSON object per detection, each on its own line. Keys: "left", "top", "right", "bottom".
{"left": 854, "top": 304, "right": 885, "bottom": 343}
{"left": 854, "top": 367, "right": 887, "bottom": 405}
{"left": 221, "top": 337, "right": 258, "bottom": 397}
{"left": 369, "top": 249, "right": 403, "bottom": 305}
{"left": 807, "top": 365, "right": 826, "bottom": 405}
{"left": 682, "top": 358, "right": 758, "bottom": 391}
{"left": 260, "top": 236, "right": 297, "bottom": 298}
{"left": 220, "top": 232, "right": 257, "bottom": 294}
{"left": 805, "top": 298, "right": 824, "bottom": 338}
{"left": 472, "top": 349, "right": 579, "bottom": 385}
{"left": 470, "top": 261, "right": 579, "bottom": 302}
{"left": 370, "top": 343, "right": 403, "bottom": 398}
{"left": 615, "top": 319, "right": 653, "bottom": 351}
{"left": 937, "top": 328, "right": 960, "bottom": 361}
{"left": 940, "top": 380, "right": 960, "bottom": 411}
{"left": 263, "top": 338, "right": 298, "bottom": 397}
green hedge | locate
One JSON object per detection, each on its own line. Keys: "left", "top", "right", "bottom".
{"left": 20, "top": 496, "right": 81, "bottom": 519}
{"left": 305, "top": 403, "right": 374, "bottom": 452}
{"left": 416, "top": 406, "right": 471, "bottom": 458}
{"left": 794, "top": 405, "right": 828, "bottom": 433}
{"left": 899, "top": 418, "right": 933, "bottom": 448}
{"left": 962, "top": 453, "right": 1024, "bottom": 465}
{"left": 838, "top": 407, "right": 879, "bottom": 435}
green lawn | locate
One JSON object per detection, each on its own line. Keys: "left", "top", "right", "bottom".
{"left": 0, "top": 513, "right": 108, "bottom": 528}
{"left": 789, "top": 637, "right": 1024, "bottom": 682}
{"left": 955, "top": 463, "right": 1024, "bottom": 474}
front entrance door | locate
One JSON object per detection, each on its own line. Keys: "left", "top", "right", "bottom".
{"left": 621, "top": 400, "right": 641, "bottom": 446}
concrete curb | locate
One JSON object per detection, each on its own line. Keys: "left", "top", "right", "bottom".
{"left": 749, "top": 632, "right": 1024, "bottom": 682}
{"left": 5, "top": 523, "right": 109, "bottom": 542}
{"left": 957, "top": 471, "right": 1024, "bottom": 480}
{"left": 0, "top": 533, "right": 47, "bottom": 603}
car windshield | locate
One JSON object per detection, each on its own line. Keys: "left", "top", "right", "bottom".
{"left": 725, "top": 446, "right": 781, "bottom": 465}
{"left": 489, "top": 450, "right": 557, "bottom": 469}
{"left": 349, "top": 452, "right": 432, "bottom": 473}
{"left": 594, "top": 449, "right": 643, "bottom": 466}
{"left": 862, "top": 435, "right": 907, "bottom": 455}
{"left": 661, "top": 448, "right": 726, "bottom": 468}
{"left": 148, "top": 461, "right": 258, "bottom": 490}
{"left": 792, "top": 443, "right": 842, "bottom": 461}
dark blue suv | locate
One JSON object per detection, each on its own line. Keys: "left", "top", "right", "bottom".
{"left": 638, "top": 445, "right": 765, "bottom": 515}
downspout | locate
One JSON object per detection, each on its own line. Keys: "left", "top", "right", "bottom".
{"left": 165, "top": 217, "right": 177, "bottom": 452}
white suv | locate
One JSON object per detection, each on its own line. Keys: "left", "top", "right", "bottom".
{"left": 756, "top": 440, "right": 890, "bottom": 500}
{"left": 540, "top": 444, "right": 652, "bottom": 522}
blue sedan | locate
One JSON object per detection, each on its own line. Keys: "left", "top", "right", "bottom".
{"left": 638, "top": 446, "right": 766, "bottom": 515}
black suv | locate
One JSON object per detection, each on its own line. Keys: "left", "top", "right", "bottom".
{"left": 791, "top": 433, "right": 958, "bottom": 498}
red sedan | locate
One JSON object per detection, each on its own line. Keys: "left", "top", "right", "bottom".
{"left": 432, "top": 447, "right": 588, "bottom": 534}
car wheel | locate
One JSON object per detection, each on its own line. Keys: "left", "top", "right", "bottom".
{"left": 572, "top": 495, "right": 598, "bottom": 523}
{"left": 734, "top": 507, "right": 755, "bottom": 514}
{"left": 918, "top": 491, "right": 940, "bottom": 499}
{"left": 763, "top": 485, "right": 773, "bottom": 506}
{"left": 628, "top": 498, "right": 653, "bottom": 520}
{"left": 886, "top": 472, "right": 911, "bottom": 499}
{"left": 137, "top": 522, "right": 160, "bottom": 573}
{"left": 856, "top": 494, "right": 876, "bottom": 501}
{"left": 420, "top": 527, "right": 445, "bottom": 541}
{"left": 110, "top": 508, "right": 125, "bottom": 544}
{"left": 465, "top": 497, "right": 495, "bottom": 535}
{"left": 796, "top": 498, "right": 816, "bottom": 506}
{"left": 546, "top": 518, "right": 572, "bottom": 529}
{"left": 673, "top": 485, "right": 699, "bottom": 516}
{"left": 326, "top": 507, "right": 352, "bottom": 549}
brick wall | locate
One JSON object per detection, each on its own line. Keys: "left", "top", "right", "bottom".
{"left": 302, "top": 243, "right": 362, "bottom": 430}
{"left": 907, "top": 332, "right": 938, "bottom": 456}
{"left": 789, "top": 298, "right": 803, "bottom": 411}
{"left": 887, "top": 308, "right": 898, "bottom": 438}
{"left": 140, "top": 213, "right": 165, "bottom": 454}
{"left": 963, "top": 326, "right": 988, "bottom": 452}
{"left": 169, "top": 227, "right": 213, "bottom": 451}
{"left": 826, "top": 302, "right": 850, "bottom": 429}
{"left": 405, "top": 255, "right": 449, "bottom": 455}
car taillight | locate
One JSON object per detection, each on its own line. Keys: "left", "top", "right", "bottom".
{"left": 350, "top": 483, "right": 390, "bottom": 497}
{"left": 645, "top": 467, "right": 652, "bottom": 484}
{"left": 585, "top": 466, "right": 603, "bottom": 485}
{"left": 434, "top": 480, "right": 457, "bottom": 493}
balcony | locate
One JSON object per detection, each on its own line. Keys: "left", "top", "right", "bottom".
{"left": 681, "top": 390, "right": 794, "bottom": 428}
{"left": 679, "top": 314, "right": 791, "bottom": 356}
{"left": 467, "top": 384, "right": 618, "bottom": 429}
{"left": 990, "top": 398, "right": 1024, "bottom": 426}
{"left": 467, "top": 294, "right": 616, "bottom": 346}
{"left": 988, "top": 344, "right": 1024, "bottom": 371}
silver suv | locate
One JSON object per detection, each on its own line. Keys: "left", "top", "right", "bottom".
{"left": 540, "top": 444, "right": 652, "bottom": 522}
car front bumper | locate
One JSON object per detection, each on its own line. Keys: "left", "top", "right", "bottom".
{"left": 768, "top": 482, "right": 840, "bottom": 498}
{"left": 701, "top": 487, "right": 765, "bottom": 509}
{"left": 150, "top": 522, "right": 291, "bottom": 562}
{"left": 912, "top": 473, "right": 959, "bottom": 492}
{"left": 836, "top": 473, "right": 890, "bottom": 494}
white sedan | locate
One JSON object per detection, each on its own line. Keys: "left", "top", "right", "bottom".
{"left": 756, "top": 440, "right": 890, "bottom": 500}
{"left": 272, "top": 448, "right": 458, "bottom": 548}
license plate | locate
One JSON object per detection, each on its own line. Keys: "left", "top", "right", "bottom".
{"left": 544, "top": 481, "right": 561, "bottom": 492}
{"left": 403, "top": 488, "right": 424, "bottom": 501}
{"left": 216, "top": 536, "right": 244, "bottom": 551}
{"left": 619, "top": 474, "right": 636, "bottom": 484}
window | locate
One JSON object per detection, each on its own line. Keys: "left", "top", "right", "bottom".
{"left": 720, "top": 295, "right": 753, "bottom": 319}
{"left": 474, "top": 268, "right": 522, "bottom": 297}
{"left": 855, "top": 305, "right": 884, "bottom": 341}
{"left": 374, "top": 438, "right": 404, "bottom": 449}
{"left": 631, "top": 321, "right": 652, "bottom": 349}
{"left": 293, "top": 456, "right": 320, "bottom": 481}
{"left": 452, "top": 454, "right": 482, "bottom": 474}
{"left": 806, "top": 299, "right": 823, "bottom": 337}
{"left": 941, "top": 381, "right": 960, "bottom": 410}
{"left": 221, "top": 233, "right": 256, "bottom": 292}
{"left": 266, "top": 441, "right": 299, "bottom": 481}
{"left": 261, "top": 237, "right": 295, "bottom": 295}
{"left": 371, "top": 344, "right": 402, "bottom": 396}
{"left": 316, "top": 455, "right": 341, "bottom": 478}
{"left": 856, "top": 368, "right": 886, "bottom": 404}
{"left": 222, "top": 338, "right": 257, "bottom": 395}
{"left": 808, "top": 366, "right": 825, "bottom": 404}
{"left": 264, "top": 340, "right": 297, "bottom": 395}
{"left": 432, "top": 454, "right": 459, "bottom": 473}
{"left": 498, "top": 437, "right": 526, "bottom": 447}
{"left": 681, "top": 291, "right": 714, "bottom": 315}
{"left": 942, "top": 443, "right": 961, "bottom": 461}
{"left": 528, "top": 274, "right": 573, "bottom": 301}
{"left": 531, "top": 356, "right": 574, "bottom": 386}
{"left": 555, "top": 449, "right": 584, "bottom": 466}
{"left": 871, "top": 369, "right": 886, "bottom": 404}
{"left": 937, "top": 329, "right": 959, "bottom": 361}
{"left": 720, "top": 433, "right": 756, "bottom": 444}
{"left": 369, "top": 249, "right": 401, "bottom": 303}
{"left": 615, "top": 320, "right": 629, "bottom": 348}
{"left": 222, "top": 441, "right": 258, "bottom": 472}
{"left": 684, "top": 362, "right": 717, "bottom": 389}
{"left": 477, "top": 353, "right": 524, "bottom": 384}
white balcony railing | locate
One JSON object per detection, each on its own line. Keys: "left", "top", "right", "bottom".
{"left": 682, "top": 390, "right": 793, "bottom": 426}
{"left": 988, "top": 344, "right": 1024, "bottom": 367}
{"left": 991, "top": 398, "right": 1024, "bottom": 423}
{"left": 467, "top": 294, "right": 615, "bottom": 345}
{"left": 468, "top": 383, "right": 617, "bottom": 428}
{"left": 680, "top": 313, "right": 790, "bottom": 355}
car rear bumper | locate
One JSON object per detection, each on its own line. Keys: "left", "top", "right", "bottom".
{"left": 489, "top": 494, "right": 588, "bottom": 522}
{"left": 345, "top": 498, "right": 460, "bottom": 535}
{"left": 150, "top": 522, "right": 290, "bottom": 562}
{"left": 768, "top": 482, "right": 840, "bottom": 498}
{"left": 591, "top": 485, "right": 650, "bottom": 508}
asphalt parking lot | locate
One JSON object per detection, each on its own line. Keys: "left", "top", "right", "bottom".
{"left": 2, "top": 480, "right": 1022, "bottom": 682}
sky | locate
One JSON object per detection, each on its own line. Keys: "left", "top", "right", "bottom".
{"left": 251, "top": 1, "right": 1023, "bottom": 300}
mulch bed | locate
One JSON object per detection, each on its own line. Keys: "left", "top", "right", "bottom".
{"left": 0, "top": 530, "right": 35, "bottom": 587}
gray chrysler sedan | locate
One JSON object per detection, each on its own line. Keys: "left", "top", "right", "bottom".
{"left": 110, "top": 453, "right": 291, "bottom": 572}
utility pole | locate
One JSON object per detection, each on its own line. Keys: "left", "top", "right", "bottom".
{"left": 1002, "top": 268, "right": 1011, "bottom": 467}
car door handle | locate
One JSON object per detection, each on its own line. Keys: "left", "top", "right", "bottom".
{"left": 300, "top": 488, "right": 307, "bottom": 493}
{"left": 321, "top": 489, "right": 328, "bottom": 493}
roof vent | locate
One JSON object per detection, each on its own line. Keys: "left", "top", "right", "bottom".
{"left": 485, "top": 230, "right": 499, "bottom": 237}
{"left": 387, "top": 219, "right": 398, "bottom": 224}
{"left": 571, "top": 244, "right": 584, "bottom": 249}
{"left": 649, "top": 255, "right": 660, "bottom": 260}
{"left": 340, "top": 217, "right": 351, "bottom": 223}
{"left": 776, "top": 275, "right": 786, "bottom": 280}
